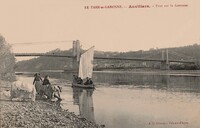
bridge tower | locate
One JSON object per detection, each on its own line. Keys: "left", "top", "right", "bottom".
{"left": 71, "top": 40, "right": 80, "bottom": 72}
{"left": 161, "top": 49, "right": 169, "bottom": 70}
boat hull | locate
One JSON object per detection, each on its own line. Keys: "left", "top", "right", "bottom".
{"left": 72, "top": 83, "right": 95, "bottom": 89}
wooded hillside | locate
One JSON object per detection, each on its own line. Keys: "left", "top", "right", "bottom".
{"left": 15, "top": 44, "right": 200, "bottom": 71}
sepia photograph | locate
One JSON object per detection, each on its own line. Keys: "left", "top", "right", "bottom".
{"left": 0, "top": 0, "right": 200, "bottom": 128}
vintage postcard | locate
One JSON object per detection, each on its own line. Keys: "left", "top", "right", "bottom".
{"left": 0, "top": 0, "right": 200, "bottom": 128}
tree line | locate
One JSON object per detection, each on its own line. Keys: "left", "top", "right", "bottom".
{"left": 0, "top": 34, "right": 16, "bottom": 81}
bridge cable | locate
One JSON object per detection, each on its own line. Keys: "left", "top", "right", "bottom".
{"left": 169, "top": 51, "right": 194, "bottom": 60}
{"left": 142, "top": 51, "right": 162, "bottom": 59}
{"left": 11, "top": 40, "right": 74, "bottom": 46}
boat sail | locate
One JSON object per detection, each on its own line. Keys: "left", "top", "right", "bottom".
{"left": 78, "top": 46, "right": 94, "bottom": 79}
{"left": 72, "top": 46, "right": 95, "bottom": 89}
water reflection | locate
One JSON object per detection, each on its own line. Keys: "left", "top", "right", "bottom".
{"left": 72, "top": 88, "right": 95, "bottom": 122}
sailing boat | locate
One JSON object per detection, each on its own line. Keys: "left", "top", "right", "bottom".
{"left": 72, "top": 46, "right": 95, "bottom": 89}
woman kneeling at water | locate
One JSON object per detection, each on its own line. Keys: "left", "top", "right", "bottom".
{"left": 41, "top": 75, "right": 62, "bottom": 101}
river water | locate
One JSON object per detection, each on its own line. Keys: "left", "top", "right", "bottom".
{"left": 17, "top": 71, "right": 200, "bottom": 128}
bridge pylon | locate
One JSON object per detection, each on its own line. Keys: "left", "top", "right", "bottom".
{"left": 71, "top": 40, "right": 80, "bottom": 71}
{"left": 161, "top": 49, "right": 169, "bottom": 70}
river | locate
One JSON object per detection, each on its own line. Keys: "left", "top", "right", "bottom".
{"left": 16, "top": 71, "right": 200, "bottom": 128}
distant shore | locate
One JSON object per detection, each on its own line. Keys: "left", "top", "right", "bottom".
{"left": 15, "top": 69, "right": 200, "bottom": 75}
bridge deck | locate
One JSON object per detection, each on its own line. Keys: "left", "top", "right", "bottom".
{"left": 14, "top": 53, "right": 195, "bottom": 64}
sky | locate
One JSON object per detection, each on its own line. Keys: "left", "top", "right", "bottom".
{"left": 0, "top": 0, "right": 200, "bottom": 54}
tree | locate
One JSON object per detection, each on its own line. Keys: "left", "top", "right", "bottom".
{"left": 0, "top": 34, "right": 15, "bottom": 81}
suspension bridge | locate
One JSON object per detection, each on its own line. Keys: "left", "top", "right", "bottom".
{"left": 13, "top": 40, "right": 196, "bottom": 70}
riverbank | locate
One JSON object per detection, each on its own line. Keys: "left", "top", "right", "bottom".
{"left": 0, "top": 81, "right": 104, "bottom": 128}
{"left": 0, "top": 100, "right": 103, "bottom": 128}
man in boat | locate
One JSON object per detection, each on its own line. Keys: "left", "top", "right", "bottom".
{"left": 73, "top": 75, "right": 78, "bottom": 83}
{"left": 33, "top": 73, "right": 43, "bottom": 94}
{"left": 77, "top": 77, "right": 83, "bottom": 84}
{"left": 84, "top": 77, "right": 93, "bottom": 85}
